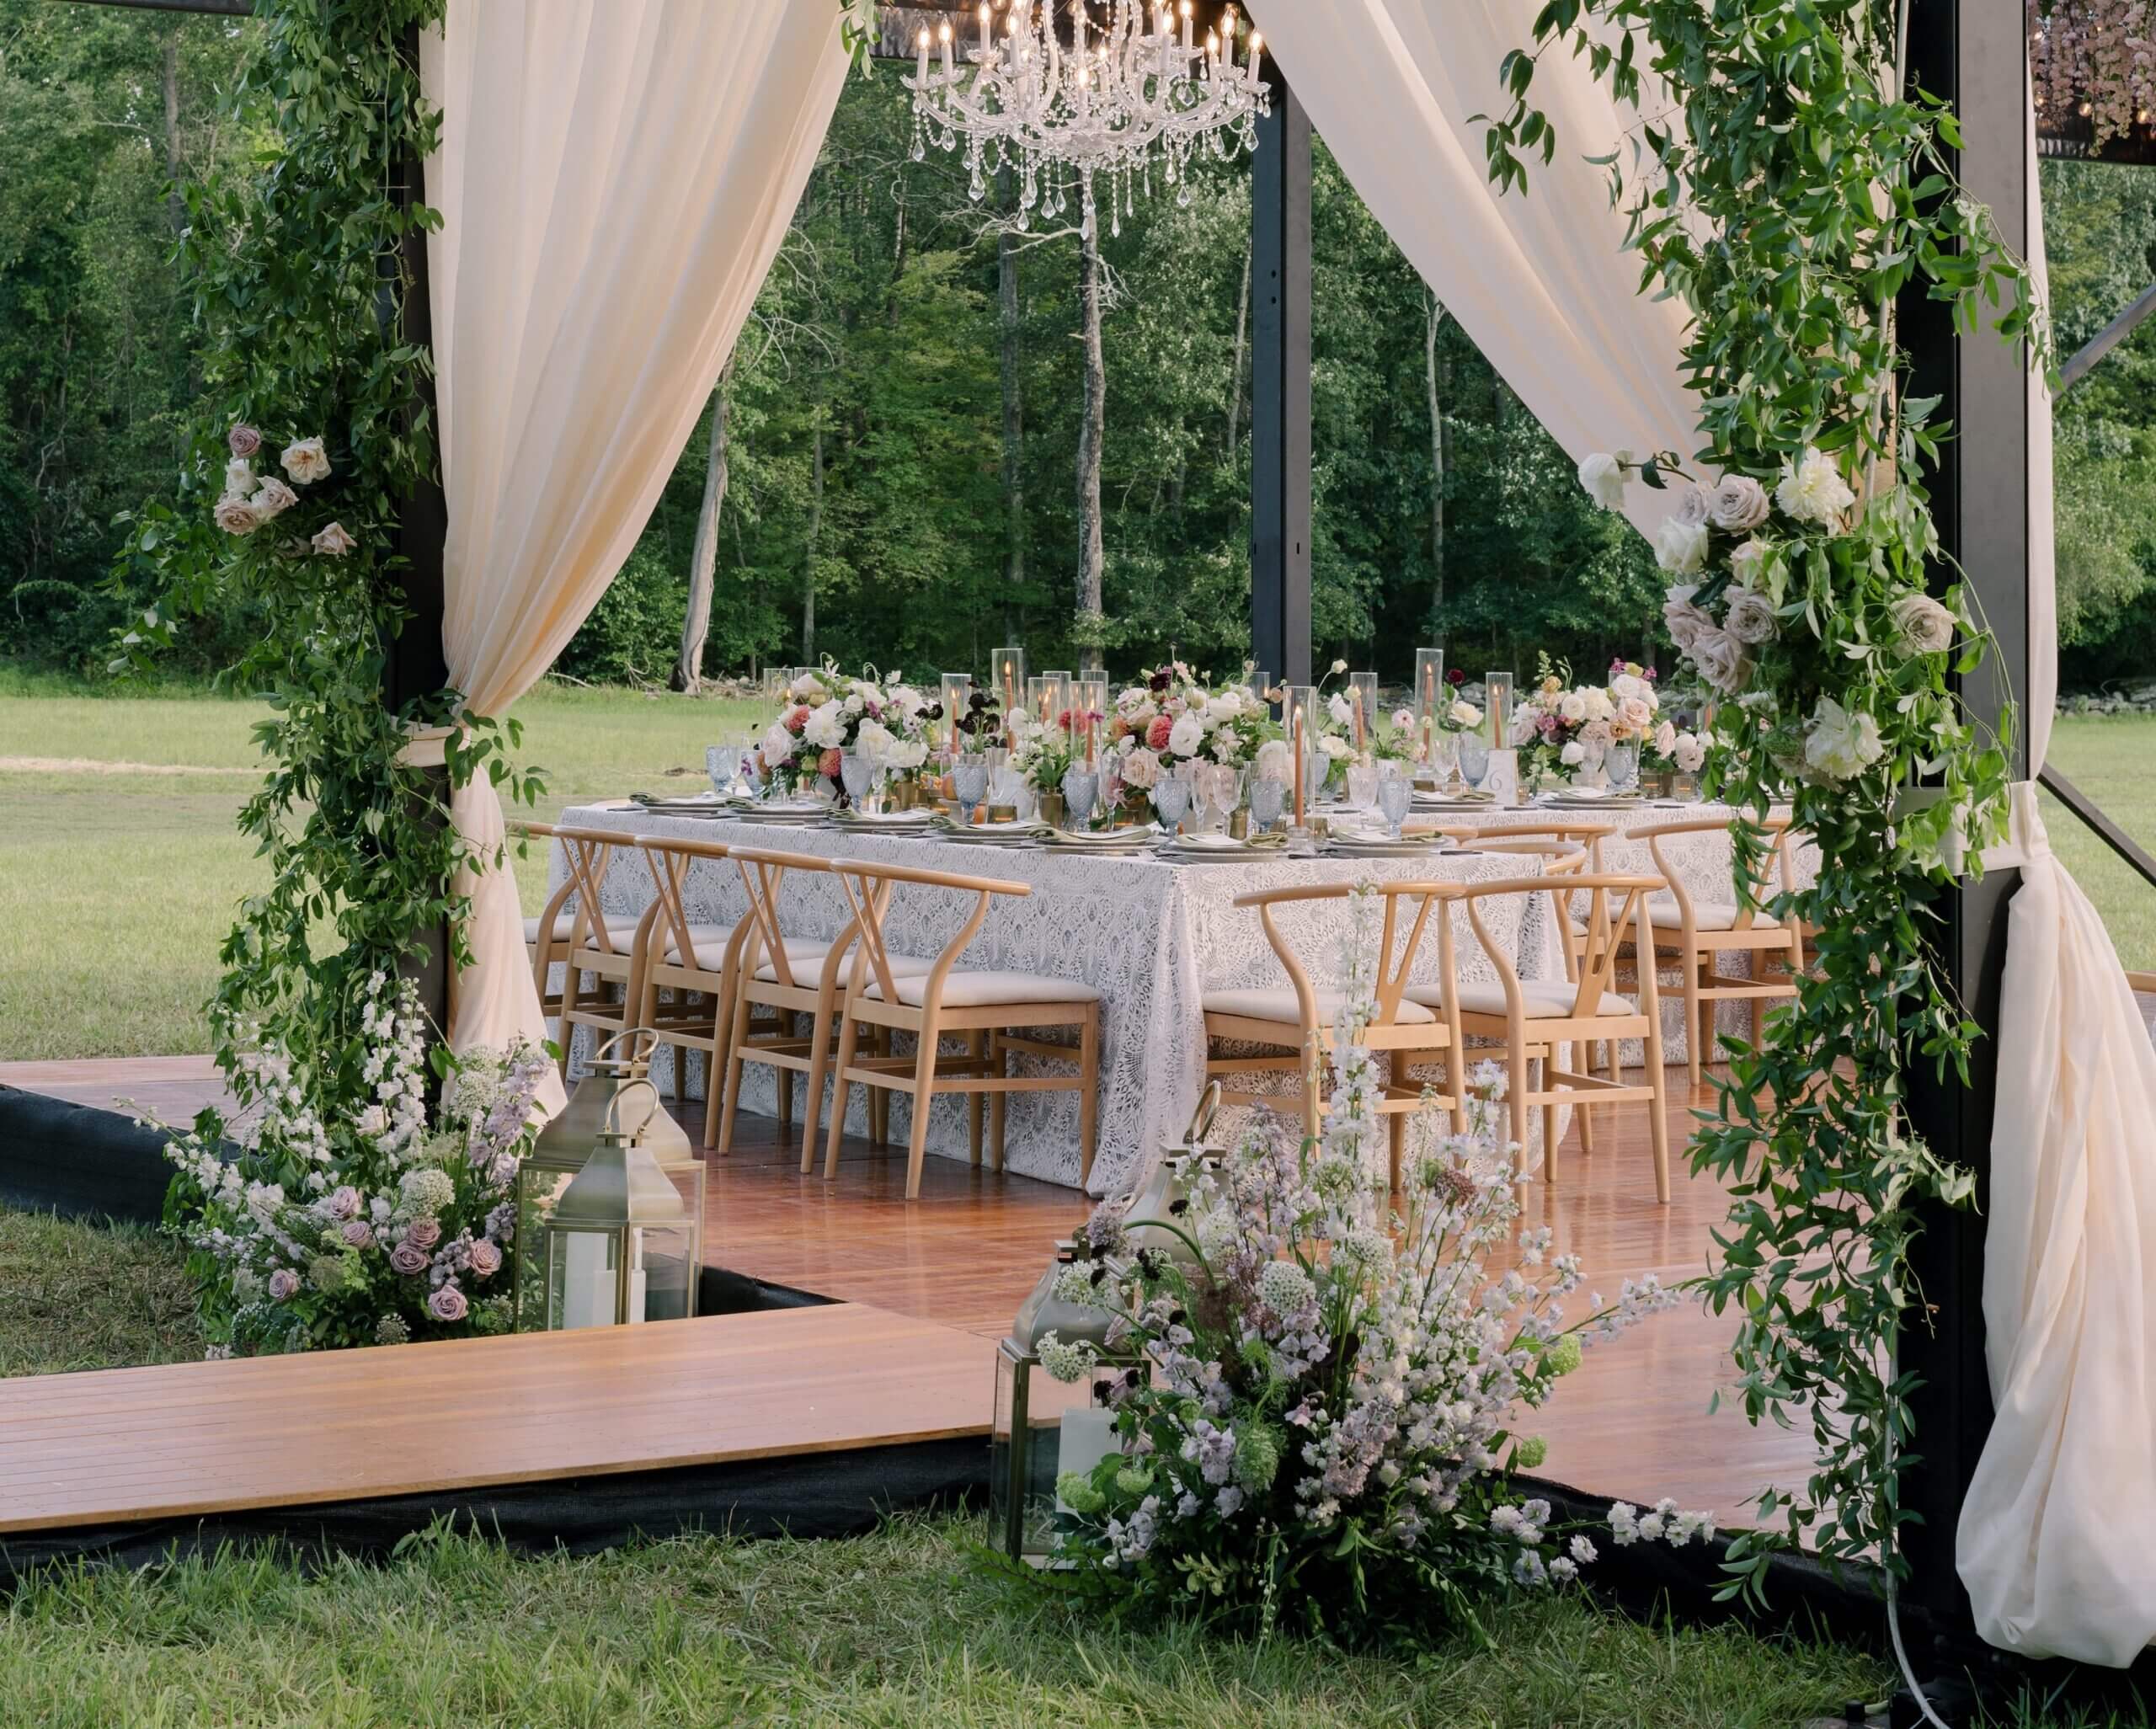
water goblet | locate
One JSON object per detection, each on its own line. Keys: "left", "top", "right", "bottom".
{"left": 952, "top": 754, "right": 988, "bottom": 824}
{"left": 707, "top": 744, "right": 741, "bottom": 798}
{"left": 840, "top": 751, "right": 876, "bottom": 813}
{"left": 1060, "top": 764, "right": 1099, "bottom": 831}
{"left": 1301, "top": 746, "right": 1331, "bottom": 808}
{"left": 1459, "top": 731, "right": 1491, "bottom": 787}
{"left": 1375, "top": 762, "right": 1413, "bottom": 840}
{"left": 1248, "top": 775, "right": 1287, "bottom": 834}
{"left": 1344, "top": 759, "right": 1377, "bottom": 811}
{"left": 1609, "top": 740, "right": 1641, "bottom": 792}
{"left": 1151, "top": 771, "right": 1192, "bottom": 835}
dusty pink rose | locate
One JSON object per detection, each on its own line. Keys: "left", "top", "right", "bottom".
{"left": 427, "top": 1283, "right": 469, "bottom": 1323}
{"left": 327, "top": 1185, "right": 361, "bottom": 1219}
{"left": 214, "top": 495, "right": 264, "bottom": 536}
{"left": 467, "top": 1239, "right": 503, "bottom": 1278}
{"left": 1145, "top": 713, "right": 1175, "bottom": 751}
{"left": 340, "top": 1219, "right": 375, "bottom": 1250}
{"left": 227, "top": 423, "right": 262, "bottom": 458}
{"left": 310, "top": 521, "right": 356, "bottom": 557}
{"left": 403, "top": 1217, "right": 442, "bottom": 1251}
{"left": 817, "top": 747, "right": 843, "bottom": 780}
{"left": 252, "top": 477, "right": 299, "bottom": 520}
{"left": 389, "top": 1241, "right": 430, "bottom": 1276}
{"left": 267, "top": 1267, "right": 300, "bottom": 1301}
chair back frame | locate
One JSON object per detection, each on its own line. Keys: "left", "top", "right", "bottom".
{"left": 1227, "top": 880, "right": 1463, "bottom": 1034}
{"left": 1632, "top": 814, "right": 1797, "bottom": 933}
{"left": 827, "top": 857, "right": 1030, "bottom": 1014}
{"left": 1454, "top": 872, "right": 1664, "bottom": 1023}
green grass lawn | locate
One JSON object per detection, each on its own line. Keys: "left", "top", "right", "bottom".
{"left": 3, "top": 668, "right": 2153, "bottom": 1063}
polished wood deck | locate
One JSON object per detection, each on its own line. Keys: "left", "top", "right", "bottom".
{"left": 3, "top": 1054, "right": 1816, "bottom": 1529}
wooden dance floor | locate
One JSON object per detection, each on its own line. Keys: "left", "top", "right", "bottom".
{"left": 1, "top": 1059, "right": 1812, "bottom": 1536}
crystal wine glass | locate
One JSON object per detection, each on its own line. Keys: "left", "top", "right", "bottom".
{"left": 707, "top": 744, "right": 741, "bottom": 798}
{"left": 1151, "top": 771, "right": 1192, "bottom": 835}
{"left": 840, "top": 751, "right": 876, "bottom": 813}
{"left": 1375, "top": 760, "right": 1413, "bottom": 840}
{"left": 1248, "top": 775, "right": 1287, "bottom": 834}
{"left": 952, "top": 755, "right": 988, "bottom": 824}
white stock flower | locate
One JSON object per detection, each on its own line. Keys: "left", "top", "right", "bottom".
{"left": 1802, "top": 696, "right": 1884, "bottom": 782}
{"left": 1774, "top": 445, "right": 1855, "bottom": 526}
{"left": 1707, "top": 474, "right": 1770, "bottom": 531}
{"left": 1653, "top": 515, "right": 1710, "bottom": 576}
{"left": 1889, "top": 591, "right": 1957, "bottom": 656}
{"left": 1577, "top": 451, "right": 1630, "bottom": 510}
{"left": 1722, "top": 587, "right": 1779, "bottom": 647}
{"left": 280, "top": 437, "right": 332, "bottom": 484}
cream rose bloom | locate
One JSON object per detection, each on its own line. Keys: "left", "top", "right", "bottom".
{"left": 1560, "top": 739, "right": 1587, "bottom": 767}
{"left": 1673, "top": 485, "right": 1713, "bottom": 527}
{"left": 1708, "top": 474, "right": 1770, "bottom": 531}
{"left": 253, "top": 478, "right": 299, "bottom": 520}
{"left": 1672, "top": 731, "right": 1707, "bottom": 773}
{"left": 1610, "top": 671, "right": 1651, "bottom": 703}
{"left": 1319, "top": 733, "right": 1352, "bottom": 760}
{"left": 1774, "top": 446, "right": 1855, "bottom": 526}
{"left": 280, "top": 437, "right": 332, "bottom": 485}
{"left": 1582, "top": 686, "right": 1614, "bottom": 723}
{"left": 760, "top": 721, "right": 798, "bottom": 766}
{"left": 1448, "top": 698, "right": 1482, "bottom": 729}
{"left": 1654, "top": 515, "right": 1710, "bottom": 576}
{"left": 1577, "top": 451, "right": 1630, "bottom": 511}
{"left": 310, "top": 520, "right": 356, "bottom": 556}
{"left": 1123, "top": 746, "right": 1164, "bottom": 788}
{"left": 1890, "top": 591, "right": 1957, "bottom": 656}
{"left": 1689, "top": 627, "right": 1753, "bottom": 695}
{"left": 214, "top": 495, "right": 264, "bottom": 536}
{"left": 1557, "top": 690, "right": 1588, "bottom": 724}
{"left": 1802, "top": 696, "right": 1884, "bottom": 782}
{"left": 1662, "top": 584, "right": 1715, "bottom": 652}
{"left": 1166, "top": 714, "right": 1205, "bottom": 758}
{"left": 1652, "top": 719, "right": 1678, "bottom": 756}
{"left": 1722, "top": 586, "right": 1779, "bottom": 646}
{"left": 1729, "top": 536, "right": 1773, "bottom": 589}
{"left": 1619, "top": 695, "right": 1655, "bottom": 731}
{"left": 224, "top": 457, "right": 258, "bottom": 497}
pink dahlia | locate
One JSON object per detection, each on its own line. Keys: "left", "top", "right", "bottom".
{"left": 1145, "top": 713, "right": 1174, "bottom": 751}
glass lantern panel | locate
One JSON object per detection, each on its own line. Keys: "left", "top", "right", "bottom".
{"left": 515, "top": 1164, "right": 579, "bottom": 1332}
{"left": 631, "top": 1222, "right": 695, "bottom": 1323}
{"left": 991, "top": 1347, "right": 1127, "bottom": 1566}
{"left": 547, "top": 1225, "right": 623, "bottom": 1331}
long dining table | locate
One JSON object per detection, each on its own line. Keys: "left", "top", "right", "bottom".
{"left": 545, "top": 798, "right": 1808, "bottom": 1196}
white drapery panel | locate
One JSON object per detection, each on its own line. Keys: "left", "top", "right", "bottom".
{"left": 1247, "top": 0, "right": 1700, "bottom": 536}
{"left": 1957, "top": 110, "right": 2156, "bottom": 1668}
{"left": 419, "top": 1, "right": 850, "bottom": 1103}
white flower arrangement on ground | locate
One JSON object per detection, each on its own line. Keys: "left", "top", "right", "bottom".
{"left": 155, "top": 971, "right": 548, "bottom": 1355}
{"left": 1029, "top": 887, "right": 1700, "bottom": 1639}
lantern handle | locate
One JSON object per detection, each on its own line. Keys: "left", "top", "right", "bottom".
{"left": 1183, "top": 1079, "right": 1221, "bottom": 1146}
{"left": 593, "top": 1026, "right": 658, "bottom": 1070}
{"left": 599, "top": 1077, "right": 662, "bottom": 1144}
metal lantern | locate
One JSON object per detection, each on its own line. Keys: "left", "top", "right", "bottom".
{"left": 991, "top": 1239, "right": 1140, "bottom": 1566}
{"left": 1122, "top": 1081, "right": 1225, "bottom": 1270}
{"left": 538, "top": 1080, "right": 702, "bottom": 1331}
{"left": 513, "top": 1028, "right": 696, "bottom": 1331}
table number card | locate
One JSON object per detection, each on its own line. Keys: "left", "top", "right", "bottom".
{"left": 1483, "top": 748, "right": 1520, "bottom": 807}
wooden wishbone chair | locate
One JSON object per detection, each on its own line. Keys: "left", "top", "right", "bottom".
{"left": 1624, "top": 814, "right": 1805, "bottom": 1083}
{"left": 511, "top": 821, "right": 577, "bottom": 1027}
{"left": 537, "top": 824, "right": 660, "bottom": 1079}
{"left": 1202, "top": 880, "right": 1468, "bottom": 1190}
{"left": 822, "top": 856, "right": 1102, "bottom": 1201}
{"left": 1406, "top": 870, "right": 1673, "bottom": 1203}
{"left": 627, "top": 833, "right": 749, "bottom": 1150}
{"left": 715, "top": 846, "right": 886, "bottom": 1171}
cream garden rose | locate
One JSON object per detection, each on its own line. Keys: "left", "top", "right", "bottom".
{"left": 1708, "top": 474, "right": 1770, "bottom": 531}
{"left": 1689, "top": 627, "right": 1752, "bottom": 695}
{"left": 1662, "top": 584, "right": 1714, "bottom": 652}
{"left": 1653, "top": 515, "right": 1710, "bottom": 576}
{"left": 252, "top": 478, "right": 299, "bottom": 520}
{"left": 280, "top": 437, "right": 333, "bottom": 484}
{"left": 1722, "top": 586, "right": 1779, "bottom": 646}
{"left": 214, "top": 495, "right": 264, "bottom": 536}
{"left": 310, "top": 521, "right": 356, "bottom": 557}
{"left": 1889, "top": 591, "right": 1956, "bottom": 656}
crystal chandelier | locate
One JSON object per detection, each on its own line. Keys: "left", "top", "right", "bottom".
{"left": 908, "top": 1, "right": 1269, "bottom": 238}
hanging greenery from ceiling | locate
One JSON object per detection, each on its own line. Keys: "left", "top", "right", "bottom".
{"left": 1486, "top": 0, "right": 2043, "bottom": 1600}
{"left": 115, "top": 0, "right": 535, "bottom": 1136}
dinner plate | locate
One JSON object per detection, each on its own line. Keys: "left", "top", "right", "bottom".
{"left": 1328, "top": 834, "right": 1444, "bottom": 857}
{"left": 831, "top": 808, "right": 936, "bottom": 829}
{"left": 732, "top": 805, "right": 833, "bottom": 824}
{"left": 1039, "top": 829, "right": 1155, "bottom": 851}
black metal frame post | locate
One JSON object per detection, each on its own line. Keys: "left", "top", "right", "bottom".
{"left": 1250, "top": 67, "right": 1312, "bottom": 688}
{"left": 1896, "top": 0, "right": 2034, "bottom": 1665}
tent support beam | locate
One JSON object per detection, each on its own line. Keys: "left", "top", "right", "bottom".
{"left": 1250, "top": 67, "right": 1312, "bottom": 688}
{"left": 2057, "top": 276, "right": 2156, "bottom": 394}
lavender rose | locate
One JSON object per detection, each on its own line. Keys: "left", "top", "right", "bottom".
{"left": 403, "top": 1216, "right": 442, "bottom": 1251}
{"left": 1722, "top": 587, "right": 1779, "bottom": 647}
{"left": 389, "top": 1241, "right": 430, "bottom": 1277}
{"left": 311, "top": 521, "right": 357, "bottom": 557}
{"left": 1662, "top": 584, "right": 1714, "bottom": 653}
{"left": 227, "top": 423, "right": 262, "bottom": 458}
{"left": 1707, "top": 475, "right": 1770, "bottom": 531}
{"left": 427, "top": 1283, "right": 469, "bottom": 1323}
{"left": 340, "top": 1219, "right": 375, "bottom": 1250}
{"left": 1689, "top": 627, "right": 1753, "bottom": 696}
{"left": 327, "top": 1185, "right": 362, "bottom": 1220}
{"left": 267, "top": 1267, "right": 300, "bottom": 1301}
{"left": 467, "top": 1238, "right": 504, "bottom": 1278}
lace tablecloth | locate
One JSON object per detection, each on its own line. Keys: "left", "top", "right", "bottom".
{"left": 548, "top": 806, "right": 1566, "bottom": 1195}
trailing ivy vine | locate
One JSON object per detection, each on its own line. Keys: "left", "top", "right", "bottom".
{"left": 115, "top": 0, "right": 535, "bottom": 1130}
{"left": 1486, "top": 1, "right": 2041, "bottom": 1598}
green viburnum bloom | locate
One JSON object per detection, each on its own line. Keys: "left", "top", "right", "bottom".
{"left": 1544, "top": 1334, "right": 1582, "bottom": 1377}
{"left": 1515, "top": 1435, "right": 1549, "bottom": 1470}
{"left": 1056, "top": 1472, "right": 1107, "bottom": 1517}
{"left": 1114, "top": 1465, "right": 1155, "bottom": 1497}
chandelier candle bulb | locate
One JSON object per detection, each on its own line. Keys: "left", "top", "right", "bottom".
{"left": 917, "top": 27, "right": 930, "bottom": 83}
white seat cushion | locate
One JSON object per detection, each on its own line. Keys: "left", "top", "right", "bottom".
{"left": 865, "top": 969, "right": 1101, "bottom": 1009}
{"left": 745, "top": 935, "right": 844, "bottom": 980}
{"left": 1203, "top": 987, "right": 1435, "bottom": 1026}
{"left": 1406, "top": 979, "right": 1633, "bottom": 1020}
{"left": 524, "top": 911, "right": 641, "bottom": 949}
{"left": 1648, "top": 895, "right": 1746, "bottom": 931}
{"left": 659, "top": 921, "right": 738, "bottom": 970}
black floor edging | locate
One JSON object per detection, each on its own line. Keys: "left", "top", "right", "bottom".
{"left": 0, "top": 1437, "right": 987, "bottom": 1594}
{"left": 0, "top": 1086, "right": 201, "bottom": 1225}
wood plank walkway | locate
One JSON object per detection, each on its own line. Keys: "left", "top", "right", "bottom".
{"left": 3, "top": 1055, "right": 1817, "bottom": 1530}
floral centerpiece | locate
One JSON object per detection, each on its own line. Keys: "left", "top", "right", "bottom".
{"left": 1643, "top": 716, "right": 1708, "bottom": 788}
{"left": 755, "top": 664, "right": 937, "bottom": 802}
{"left": 1027, "top": 890, "right": 1700, "bottom": 1638}
{"left": 158, "top": 971, "right": 547, "bottom": 1355}
{"left": 1106, "top": 662, "right": 1280, "bottom": 817}
{"left": 1512, "top": 655, "right": 1662, "bottom": 789}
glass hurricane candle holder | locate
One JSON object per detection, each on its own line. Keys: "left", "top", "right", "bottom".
{"left": 991, "top": 646, "right": 1027, "bottom": 720}
{"left": 1348, "top": 671, "right": 1380, "bottom": 755}
{"left": 937, "top": 674, "right": 972, "bottom": 755}
{"left": 1413, "top": 648, "right": 1445, "bottom": 760}
{"left": 1484, "top": 671, "right": 1514, "bottom": 750}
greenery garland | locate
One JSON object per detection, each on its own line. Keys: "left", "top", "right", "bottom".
{"left": 1486, "top": 0, "right": 2040, "bottom": 1598}
{"left": 115, "top": 1, "right": 534, "bottom": 1148}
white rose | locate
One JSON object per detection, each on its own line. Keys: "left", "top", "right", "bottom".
{"left": 1673, "top": 731, "right": 1706, "bottom": 773}
{"left": 1610, "top": 672, "right": 1649, "bottom": 703}
{"left": 1577, "top": 451, "right": 1630, "bottom": 511}
{"left": 1557, "top": 691, "right": 1588, "bottom": 724}
{"left": 1730, "top": 536, "right": 1773, "bottom": 588}
{"left": 1774, "top": 446, "right": 1855, "bottom": 526}
{"left": 803, "top": 700, "right": 847, "bottom": 750}
{"left": 1122, "top": 747, "right": 1162, "bottom": 789}
{"left": 843, "top": 691, "right": 866, "bottom": 716}
{"left": 1619, "top": 695, "right": 1654, "bottom": 731}
{"left": 1802, "top": 696, "right": 1884, "bottom": 782}
{"left": 1449, "top": 699, "right": 1482, "bottom": 728}
{"left": 1560, "top": 740, "right": 1587, "bottom": 767}
{"left": 1652, "top": 719, "right": 1678, "bottom": 756}
{"left": 309, "top": 520, "right": 356, "bottom": 557}
{"left": 1252, "top": 739, "right": 1290, "bottom": 783}
{"left": 252, "top": 477, "right": 299, "bottom": 520}
{"left": 1319, "top": 734, "right": 1351, "bottom": 760}
{"left": 761, "top": 721, "right": 798, "bottom": 765}
{"left": 1723, "top": 586, "right": 1780, "bottom": 647}
{"left": 1166, "top": 715, "right": 1205, "bottom": 758}
{"left": 1674, "top": 485, "right": 1713, "bottom": 527}
{"left": 224, "top": 457, "right": 258, "bottom": 497}
{"left": 1582, "top": 686, "right": 1614, "bottom": 723}
{"left": 1326, "top": 692, "right": 1354, "bottom": 728}
{"left": 1662, "top": 584, "right": 1714, "bottom": 652}
{"left": 1708, "top": 474, "right": 1770, "bottom": 531}
{"left": 1654, "top": 515, "right": 1710, "bottom": 576}
{"left": 1890, "top": 591, "right": 1957, "bottom": 656}
{"left": 1689, "top": 627, "right": 1753, "bottom": 695}
{"left": 280, "top": 437, "right": 332, "bottom": 485}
